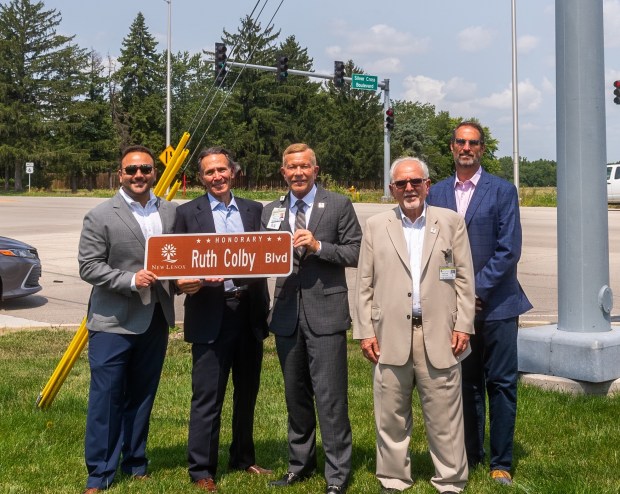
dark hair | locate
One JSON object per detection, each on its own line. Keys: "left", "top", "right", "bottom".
{"left": 197, "top": 146, "right": 238, "bottom": 173}
{"left": 451, "top": 121, "right": 485, "bottom": 144}
{"left": 121, "top": 145, "right": 155, "bottom": 163}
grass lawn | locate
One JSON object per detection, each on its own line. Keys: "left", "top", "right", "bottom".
{"left": 0, "top": 329, "right": 618, "bottom": 493}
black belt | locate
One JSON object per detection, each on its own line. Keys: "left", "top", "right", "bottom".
{"left": 411, "top": 315, "right": 423, "bottom": 326}
{"left": 224, "top": 288, "right": 248, "bottom": 300}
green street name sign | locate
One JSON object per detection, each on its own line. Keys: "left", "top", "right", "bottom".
{"left": 351, "top": 73, "right": 378, "bottom": 91}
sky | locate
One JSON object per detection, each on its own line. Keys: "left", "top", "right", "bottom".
{"left": 42, "top": 0, "right": 620, "bottom": 162}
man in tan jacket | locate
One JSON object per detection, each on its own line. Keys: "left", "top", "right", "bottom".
{"left": 354, "top": 157, "right": 475, "bottom": 494}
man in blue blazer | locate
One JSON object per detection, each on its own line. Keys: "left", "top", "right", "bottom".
{"left": 173, "top": 147, "right": 271, "bottom": 492}
{"left": 78, "top": 145, "right": 177, "bottom": 493}
{"left": 427, "top": 121, "right": 532, "bottom": 486}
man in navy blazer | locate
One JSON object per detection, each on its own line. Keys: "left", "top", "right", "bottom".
{"left": 173, "top": 147, "right": 271, "bottom": 492}
{"left": 427, "top": 121, "right": 532, "bottom": 486}
{"left": 78, "top": 145, "right": 177, "bottom": 493}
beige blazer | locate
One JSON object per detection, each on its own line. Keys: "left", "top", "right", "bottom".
{"left": 354, "top": 204, "right": 475, "bottom": 369}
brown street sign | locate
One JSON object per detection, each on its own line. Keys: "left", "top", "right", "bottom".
{"left": 145, "top": 232, "right": 293, "bottom": 279}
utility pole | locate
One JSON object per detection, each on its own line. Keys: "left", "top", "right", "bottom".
{"left": 164, "top": 0, "right": 172, "bottom": 148}
{"left": 518, "top": 0, "right": 620, "bottom": 387}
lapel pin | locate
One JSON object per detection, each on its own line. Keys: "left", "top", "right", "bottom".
{"left": 318, "top": 202, "right": 325, "bottom": 208}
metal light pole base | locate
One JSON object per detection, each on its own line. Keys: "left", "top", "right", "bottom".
{"left": 518, "top": 326, "right": 620, "bottom": 383}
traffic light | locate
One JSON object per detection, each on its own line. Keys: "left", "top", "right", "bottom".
{"left": 276, "top": 55, "right": 289, "bottom": 82}
{"left": 385, "top": 108, "right": 395, "bottom": 131}
{"left": 214, "top": 42, "right": 227, "bottom": 86}
{"left": 334, "top": 61, "right": 345, "bottom": 88}
{"left": 614, "top": 80, "right": 620, "bottom": 105}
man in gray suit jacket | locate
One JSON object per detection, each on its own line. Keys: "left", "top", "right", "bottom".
{"left": 78, "top": 145, "right": 177, "bottom": 493}
{"left": 262, "top": 143, "right": 362, "bottom": 494}
{"left": 355, "top": 157, "right": 475, "bottom": 494}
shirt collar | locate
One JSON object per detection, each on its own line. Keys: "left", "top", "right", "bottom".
{"left": 399, "top": 202, "right": 427, "bottom": 227}
{"left": 290, "top": 185, "right": 317, "bottom": 208}
{"left": 119, "top": 187, "right": 158, "bottom": 207}
{"left": 208, "top": 191, "right": 238, "bottom": 211}
{"left": 454, "top": 166, "right": 483, "bottom": 188}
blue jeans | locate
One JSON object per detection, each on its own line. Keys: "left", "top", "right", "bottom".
{"left": 461, "top": 317, "right": 518, "bottom": 472}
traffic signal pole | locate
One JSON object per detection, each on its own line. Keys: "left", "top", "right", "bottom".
{"left": 382, "top": 79, "right": 391, "bottom": 201}
{"left": 210, "top": 58, "right": 391, "bottom": 193}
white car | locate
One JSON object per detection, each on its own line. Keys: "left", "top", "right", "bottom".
{"left": 608, "top": 164, "right": 620, "bottom": 204}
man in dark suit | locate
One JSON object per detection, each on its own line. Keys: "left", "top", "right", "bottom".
{"left": 173, "top": 147, "right": 271, "bottom": 492}
{"left": 427, "top": 121, "right": 532, "bottom": 486}
{"left": 78, "top": 145, "right": 177, "bottom": 493}
{"left": 262, "top": 143, "right": 362, "bottom": 494}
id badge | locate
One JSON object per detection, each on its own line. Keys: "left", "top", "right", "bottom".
{"left": 439, "top": 266, "right": 456, "bottom": 280}
{"left": 267, "top": 207, "right": 286, "bottom": 230}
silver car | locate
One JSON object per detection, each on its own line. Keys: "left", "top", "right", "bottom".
{"left": 0, "top": 236, "right": 42, "bottom": 300}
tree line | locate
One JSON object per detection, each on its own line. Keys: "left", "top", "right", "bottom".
{"left": 0, "top": 0, "right": 557, "bottom": 192}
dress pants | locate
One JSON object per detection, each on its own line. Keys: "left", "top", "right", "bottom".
{"left": 85, "top": 304, "right": 169, "bottom": 489}
{"left": 374, "top": 324, "right": 468, "bottom": 493}
{"left": 275, "top": 299, "right": 352, "bottom": 486}
{"left": 187, "top": 295, "right": 263, "bottom": 481}
{"left": 461, "top": 317, "right": 518, "bottom": 472}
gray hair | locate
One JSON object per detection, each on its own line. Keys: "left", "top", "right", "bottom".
{"left": 389, "top": 156, "right": 429, "bottom": 181}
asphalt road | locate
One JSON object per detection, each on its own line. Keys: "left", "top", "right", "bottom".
{"left": 1, "top": 196, "right": 619, "bottom": 329}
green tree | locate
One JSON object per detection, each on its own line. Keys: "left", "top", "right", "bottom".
{"left": 0, "top": 0, "right": 86, "bottom": 191}
{"left": 314, "top": 59, "right": 383, "bottom": 183}
{"left": 114, "top": 12, "right": 164, "bottom": 153}
{"left": 219, "top": 15, "right": 282, "bottom": 185}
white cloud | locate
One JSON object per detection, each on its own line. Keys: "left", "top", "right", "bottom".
{"left": 366, "top": 57, "right": 404, "bottom": 74}
{"left": 324, "top": 23, "right": 428, "bottom": 76}
{"left": 340, "top": 24, "right": 430, "bottom": 56}
{"left": 326, "top": 45, "right": 342, "bottom": 58}
{"left": 518, "top": 35, "right": 539, "bottom": 54}
{"left": 479, "top": 79, "right": 543, "bottom": 112}
{"left": 542, "top": 77, "right": 555, "bottom": 94}
{"left": 604, "top": 0, "right": 620, "bottom": 48}
{"left": 457, "top": 26, "right": 495, "bottom": 52}
{"left": 403, "top": 75, "right": 446, "bottom": 106}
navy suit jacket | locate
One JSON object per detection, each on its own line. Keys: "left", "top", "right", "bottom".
{"left": 173, "top": 194, "right": 270, "bottom": 344}
{"left": 427, "top": 169, "right": 532, "bottom": 321}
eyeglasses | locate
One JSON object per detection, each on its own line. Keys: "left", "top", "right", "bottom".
{"left": 453, "top": 138, "right": 482, "bottom": 147}
{"left": 392, "top": 178, "right": 428, "bottom": 189}
{"left": 122, "top": 164, "right": 154, "bottom": 175}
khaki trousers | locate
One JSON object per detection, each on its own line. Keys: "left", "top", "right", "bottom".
{"left": 373, "top": 324, "right": 468, "bottom": 493}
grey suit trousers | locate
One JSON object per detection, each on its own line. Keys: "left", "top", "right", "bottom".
{"left": 275, "top": 298, "right": 352, "bottom": 485}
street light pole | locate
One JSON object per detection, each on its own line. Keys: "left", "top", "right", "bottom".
{"left": 511, "top": 0, "right": 520, "bottom": 197}
{"left": 165, "top": 0, "right": 172, "bottom": 148}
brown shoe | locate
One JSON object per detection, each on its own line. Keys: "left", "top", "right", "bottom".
{"left": 82, "top": 489, "right": 101, "bottom": 494}
{"left": 195, "top": 477, "right": 217, "bottom": 491}
{"left": 246, "top": 464, "right": 273, "bottom": 475}
{"left": 132, "top": 474, "right": 150, "bottom": 480}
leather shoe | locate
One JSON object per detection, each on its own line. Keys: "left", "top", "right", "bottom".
{"left": 245, "top": 464, "right": 273, "bottom": 475}
{"left": 131, "top": 474, "right": 150, "bottom": 480}
{"left": 194, "top": 477, "right": 217, "bottom": 492}
{"left": 491, "top": 469, "right": 513, "bottom": 485}
{"left": 268, "top": 472, "right": 310, "bottom": 487}
{"left": 82, "top": 489, "right": 101, "bottom": 494}
{"left": 326, "top": 484, "right": 346, "bottom": 494}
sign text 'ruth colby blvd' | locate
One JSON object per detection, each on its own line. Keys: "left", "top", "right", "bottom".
{"left": 145, "top": 232, "right": 293, "bottom": 279}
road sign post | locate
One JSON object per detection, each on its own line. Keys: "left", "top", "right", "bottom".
{"left": 26, "top": 162, "right": 34, "bottom": 191}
